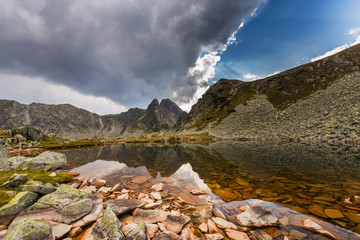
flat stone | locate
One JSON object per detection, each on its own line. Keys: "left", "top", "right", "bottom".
{"left": 91, "top": 207, "right": 125, "bottom": 240}
{"left": 301, "top": 219, "right": 337, "bottom": 240}
{"left": 212, "top": 217, "right": 237, "bottom": 230}
{"left": 236, "top": 206, "right": 279, "bottom": 227}
{"left": 132, "top": 176, "right": 148, "bottom": 184}
{"left": 48, "top": 221, "right": 71, "bottom": 239}
{"left": 126, "top": 220, "right": 149, "bottom": 240}
{"left": 205, "top": 233, "right": 224, "bottom": 240}
{"left": 247, "top": 229, "right": 272, "bottom": 240}
{"left": 0, "top": 191, "right": 39, "bottom": 225}
{"left": 213, "top": 189, "right": 237, "bottom": 202}
{"left": 97, "top": 187, "right": 111, "bottom": 196}
{"left": 343, "top": 211, "right": 360, "bottom": 223}
{"left": 313, "top": 195, "right": 336, "bottom": 202}
{"left": 111, "top": 183, "right": 122, "bottom": 193}
{"left": 164, "top": 214, "right": 190, "bottom": 234}
{"left": 225, "top": 229, "right": 250, "bottom": 240}
{"left": 133, "top": 209, "right": 169, "bottom": 224}
{"left": 91, "top": 179, "right": 106, "bottom": 188}
{"left": 71, "top": 199, "right": 104, "bottom": 228}
{"left": 68, "top": 227, "right": 82, "bottom": 237}
{"left": 19, "top": 180, "right": 57, "bottom": 195}
{"left": 199, "top": 222, "right": 208, "bottom": 233}
{"left": 150, "top": 192, "right": 162, "bottom": 201}
{"left": 308, "top": 204, "right": 327, "bottom": 218}
{"left": 207, "top": 219, "right": 221, "bottom": 234}
{"left": 105, "top": 199, "right": 144, "bottom": 216}
{"left": 4, "top": 219, "right": 53, "bottom": 240}
{"left": 151, "top": 183, "right": 165, "bottom": 192}
{"left": 144, "top": 203, "right": 161, "bottom": 209}
{"left": 190, "top": 189, "right": 207, "bottom": 195}
{"left": 153, "top": 231, "right": 181, "bottom": 240}
{"left": 236, "top": 178, "right": 250, "bottom": 187}
{"left": 324, "top": 209, "right": 345, "bottom": 219}
{"left": 181, "top": 228, "right": 197, "bottom": 240}
{"left": 212, "top": 204, "right": 226, "bottom": 220}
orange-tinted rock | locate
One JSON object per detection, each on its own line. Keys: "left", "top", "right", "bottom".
{"left": 308, "top": 204, "right": 327, "bottom": 219}
{"left": 324, "top": 209, "right": 345, "bottom": 219}
{"left": 225, "top": 229, "right": 250, "bottom": 240}
{"left": 199, "top": 222, "right": 208, "bottom": 233}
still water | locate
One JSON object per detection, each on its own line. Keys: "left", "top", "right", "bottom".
{"left": 61, "top": 142, "right": 360, "bottom": 239}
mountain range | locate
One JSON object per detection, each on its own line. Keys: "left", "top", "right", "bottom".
{"left": 1, "top": 43, "right": 360, "bottom": 141}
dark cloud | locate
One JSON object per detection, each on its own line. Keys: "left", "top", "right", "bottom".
{"left": 0, "top": 0, "right": 265, "bottom": 109}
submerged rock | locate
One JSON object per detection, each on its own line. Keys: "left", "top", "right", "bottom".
{"left": 91, "top": 207, "right": 125, "bottom": 240}
{"left": 225, "top": 229, "right": 250, "bottom": 240}
{"left": 0, "top": 191, "right": 39, "bottom": 225}
{"left": 235, "top": 206, "right": 279, "bottom": 227}
{"left": 126, "top": 220, "right": 149, "bottom": 240}
{"left": 1, "top": 174, "right": 28, "bottom": 188}
{"left": 247, "top": 229, "right": 272, "bottom": 240}
{"left": 4, "top": 218, "right": 53, "bottom": 240}
{"left": 133, "top": 209, "right": 168, "bottom": 224}
{"left": 164, "top": 214, "right": 190, "bottom": 234}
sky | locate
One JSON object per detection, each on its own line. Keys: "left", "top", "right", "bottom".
{"left": 0, "top": 0, "right": 359, "bottom": 115}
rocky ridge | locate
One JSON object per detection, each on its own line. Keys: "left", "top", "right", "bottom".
{"left": 0, "top": 98, "right": 184, "bottom": 139}
{"left": 178, "top": 43, "right": 360, "bottom": 142}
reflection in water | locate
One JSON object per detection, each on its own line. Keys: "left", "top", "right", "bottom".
{"left": 61, "top": 142, "right": 360, "bottom": 237}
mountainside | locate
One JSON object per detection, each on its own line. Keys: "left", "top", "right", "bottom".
{"left": 0, "top": 98, "right": 183, "bottom": 138}
{"left": 178, "top": 43, "right": 360, "bottom": 142}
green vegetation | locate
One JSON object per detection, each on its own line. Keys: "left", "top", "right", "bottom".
{"left": 39, "top": 136, "right": 103, "bottom": 149}
{"left": 0, "top": 170, "right": 74, "bottom": 207}
{"left": 117, "top": 133, "right": 214, "bottom": 144}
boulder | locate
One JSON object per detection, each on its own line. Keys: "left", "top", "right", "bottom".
{"left": 8, "top": 151, "right": 66, "bottom": 171}
{"left": 19, "top": 180, "right": 57, "bottom": 195}
{"left": 153, "top": 231, "right": 181, "bottom": 240}
{"left": 14, "top": 184, "right": 92, "bottom": 224}
{"left": 71, "top": 199, "right": 104, "bottom": 228}
{"left": 4, "top": 219, "right": 53, "bottom": 240}
{"left": 236, "top": 206, "right": 279, "bottom": 227}
{"left": 105, "top": 199, "right": 144, "bottom": 216}
{"left": 11, "top": 126, "right": 44, "bottom": 142}
{"left": 48, "top": 221, "right": 71, "bottom": 239}
{"left": 164, "top": 214, "right": 190, "bottom": 234}
{"left": 1, "top": 174, "right": 28, "bottom": 188}
{"left": 126, "top": 221, "right": 149, "bottom": 240}
{"left": 14, "top": 134, "right": 27, "bottom": 144}
{"left": 91, "top": 207, "right": 125, "bottom": 240}
{"left": 0, "top": 191, "right": 39, "bottom": 225}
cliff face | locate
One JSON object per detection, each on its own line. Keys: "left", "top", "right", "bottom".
{"left": 0, "top": 98, "right": 183, "bottom": 139}
{"left": 178, "top": 44, "right": 360, "bottom": 142}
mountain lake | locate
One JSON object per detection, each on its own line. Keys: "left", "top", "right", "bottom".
{"left": 60, "top": 141, "right": 360, "bottom": 239}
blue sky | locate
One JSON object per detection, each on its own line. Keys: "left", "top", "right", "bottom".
{"left": 212, "top": 0, "right": 360, "bottom": 82}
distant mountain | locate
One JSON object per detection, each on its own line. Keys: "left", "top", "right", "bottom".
{"left": 178, "top": 43, "right": 360, "bottom": 142}
{"left": 0, "top": 98, "right": 184, "bottom": 138}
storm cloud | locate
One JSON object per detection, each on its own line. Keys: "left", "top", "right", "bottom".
{"left": 0, "top": 0, "right": 265, "bottom": 112}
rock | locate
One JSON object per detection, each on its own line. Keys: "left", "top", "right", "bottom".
{"left": 208, "top": 219, "right": 221, "bottom": 234}
{"left": 190, "top": 189, "right": 207, "bottom": 195}
{"left": 32, "top": 151, "right": 67, "bottom": 171}
{"left": 205, "top": 233, "right": 224, "bottom": 240}
{"left": 126, "top": 220, "right": 149, "bottom": 240}
{"left": 19, "top": 180, "right": 57, "bottom": 195}
{"left": 212, "top": 217, "right": 237, "bottom": 230}
{"left": 105, "top": 199, "right": 144, "bottom": 216}
{"left": 213, "top": 189, "right": 237, "bottom": 202}
{"left": 144, "top": 203, "right": 161, "bottom": 209}
{"left": 147, "top": 224, "right": 159, "bottom": 238}
{"left": 199, "top": 222, "right": 208, "bottom": 232}
{"left": 1, "top": 174, "right": 28, "bottom": 188}
{"left": 92, "top": 179, "right": 106, "bottom": 188}
{"left": 4, "top": 219, "right": 53, "bottom": 240}
{"left": 0, "top": 191, "right": 39, "bottom": 225}
{"left": 71, "top": 199, "right": 104, "bottom": 228}
{"left": 151, "top": 183, "right": 165, "bottom": 192}
{"left": 324, "top": 209, "right": 345, "bottom": 219}
{"left": 313, "top": 195, "right": 336, "bottom": 202}
{"left": 164, "top": 214, "right": 190, "bottom": 234}
{"left": 68, "top": 227, "right": 82, "bottom": 237}
{"left": 301, "top": 219, "right": 337, "bottom": 240}
{"left": 91, "top": 207, "right": 125, "bottom": 240}
{"left": 111, "top": 183, "right": 122, "bottom": 193}
{"left": 308, "top": 204, "right": 327, "bottom": 218}
{"left": 15, "top": 184, "right": 92, "bottom": 224}
{"left": 158, "top": 222, "right": 167, "bottom": 232}
{"left": 0, "top": 226, "right": 5, "bottom": 231}
{"left": 343, "top": 211, "right": 360, "bottom": 223}
{"left": 67, "top": 171, "right": 80, "bottom": 176}
{"left": 132, "top": 176, "right": 148, "bottom": 184}
{"left": 247, "top": 229, "right": 272, "bottom": 240}
{"left": 150, "top": 192, "right": 162, "bottom": 201}
{"left": 11, "top": 126, "right": 44, "bottom": 142}
{"left": 235, "top": 206, "right": 279, "bottom": 227}
{"left": 49, "top": 172, "right": 57, "bottom": 177}
{"left": 8, "top": 151, "right": 66, "bottom": 171}
{"left": 48, "top": 221, "right": 71, "bottom": 239}
{"left": 133, "top": 209, "right": 169, "bottom": 224}
{"left": 225, "top": 229, "right": 250, "bottom": 240}
{"left": 212, "top": 204, "right": 226, "bottom": 220}
{"left": 239, "top": 205, "right": 250, "bottom": 212}
{"left": 153, "top": 231, "right": 181, "bottom": 240}
{"left": 98, "top": 187, "right": 111, "bottom": 196}
{"left": 181, "top": 227, "right": 197, "bottom": 240}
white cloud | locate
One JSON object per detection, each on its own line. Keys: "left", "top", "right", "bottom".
{"left": 243, "top": 73, "right": 258, "bottom": 80}
{"left": 311, "top": 26, "right": 360, "bottom": 62}
{"left": 0, "top": 73, "right": 127, "bottom": 115}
